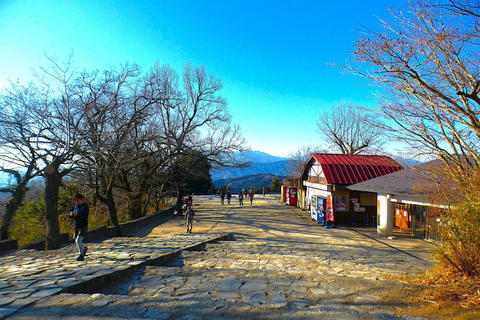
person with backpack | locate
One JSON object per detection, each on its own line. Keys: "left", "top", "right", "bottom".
{"left": 238, "top": 191, "right": 244, "bottom": 206}
{"left": 185, "top": 205, "right": 195, "bottom": 233}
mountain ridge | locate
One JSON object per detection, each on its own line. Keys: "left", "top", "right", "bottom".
{"left": 211, "top": 150, "right": 289, "bottom": 180}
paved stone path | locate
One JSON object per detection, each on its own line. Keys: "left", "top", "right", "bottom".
{"left": 2, "top": 195, "right": 439, "bottom": 319}
{"left": 0, "top": 233, "right": 230, "bottom": 319}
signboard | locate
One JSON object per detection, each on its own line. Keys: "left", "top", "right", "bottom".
{"left": 354, "top": 203, "right": 366, "bottom": 212}
{"left": 327, "top": 194, "right": 334, "bottom": 222}
{"left": 336, "top": 195, "right": 347, "bottom": 211}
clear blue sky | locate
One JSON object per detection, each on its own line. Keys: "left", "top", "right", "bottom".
{"left": 0, "top": 0, "right": 403, "bottom": 157}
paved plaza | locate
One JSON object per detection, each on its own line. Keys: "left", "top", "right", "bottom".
{"left": 0, "top": 195, "right": 440, "bottom": 319}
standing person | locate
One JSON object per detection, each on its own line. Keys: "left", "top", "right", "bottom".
{"left": 220, "top": 189, "right": 225, "bottom": 205}
{"left": 249, "top": 191, "right": 254, "bottom": 205}
{"left": 238, "top": 191, "right": 244, "bottom": 206}
{"left": 227, "top": 191, "right": 232, "bottom": 205}
{"left": 185, "top": 205, "right": 195, "bottom": 233}
{"left": 69, "top": 194, "right": 89, "bottom": 261}
{"left": 188, "top": 194, "right": 193, "bottom": 206}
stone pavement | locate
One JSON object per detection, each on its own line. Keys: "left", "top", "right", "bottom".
{"left": 0, "top": 233, "right": 230, "bottom": 319}
{"left": 2, "top": 195, "right": 443, "bottom": 319}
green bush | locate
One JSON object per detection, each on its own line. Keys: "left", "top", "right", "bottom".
{"left": 10, "top": 198, "right": 46, "bottom": 246}
{"left": 10, "top": 188, "right": 89, "bottom": 246}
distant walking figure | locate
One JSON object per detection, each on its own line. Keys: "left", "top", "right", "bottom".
{"left": 239, "top": 192, "right": 244, "bottom": 206}
{"left": 185, "top": 205, "right": 195, "bottom": 233}
{"left": 220, "top": 190, "right": 225, "bottom": 205}
{"left": 249, "top": 191, "right": 254, "bottom": 205}
{"left": 227, "top": 191, "right": 232, "bottom": 205}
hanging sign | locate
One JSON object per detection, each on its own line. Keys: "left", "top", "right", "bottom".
{"left": 327, "top": 194, "right": 334, "bottom": 222}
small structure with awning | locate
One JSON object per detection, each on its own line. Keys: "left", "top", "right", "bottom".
{"left": 347, "top": 160, "right": 442, "bottom": 238}
{"left": 302, "top": 154, "right": 403, "bottom": 225}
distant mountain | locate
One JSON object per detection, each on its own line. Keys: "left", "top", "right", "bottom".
{"left": 211, "top": 151, "right": 289, "bottom": 180}
{"left": 241, "top": 150, "right": 287, "bottom": 163}
{"left": 394, "top": 158, "right": 423, "bottom": 168}
{"left": 213, "top": 173, "right": 286, "bottom": 190}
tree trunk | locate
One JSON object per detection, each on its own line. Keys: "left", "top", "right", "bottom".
{"left": 176, "top": 183, "right": 183, "bottom": 208}
{"left": 128, "top": 192, "right": 144, "bottom": 220}
{"left": 105, "top": 187, "right": 119, "bottom": 226}
{"left": 0, "top": 167, "right": 34, "bottom": 240}
{"left": 0, "top": 187, "right": 27, "bottom": 240}
{"left": 95, "top": 184, "right": 119, "bottom": 227}
{"left": 44, "top": 167, "right": 62, "bottom": 250}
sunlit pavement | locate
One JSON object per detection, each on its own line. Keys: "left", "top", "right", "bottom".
{"left": 3, "top": 195, "right": 436, "bottom": 319}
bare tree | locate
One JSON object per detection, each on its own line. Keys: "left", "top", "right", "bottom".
{"left": 352, "top": 0, "right": 480, "bottom": 175}
{"left": 0, "top": 58, "right": 247, "bottom": 245}
{"left": 0, "top": 84, "right": 45, "bottom": 239}
{"left": 0, "top": 55, "right": 92, "bottom": 249}
{"left": 149, "top": 63, "right": 248, "bottom": 207}
{"left": 316, "top": 102, "right": 385, "bottom": 155}
{"left": 285, "top": 145, "right": 325, "bottom": 178}
{"left": 74, "top": 64, "right": 167, "bottom": 223}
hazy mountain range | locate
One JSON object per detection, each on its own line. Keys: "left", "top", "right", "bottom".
{"left": 212, "top": 173, "right": 286, "bottom": 190}
{"left": 211, "top": 151, "right": 289, "bottom": 181}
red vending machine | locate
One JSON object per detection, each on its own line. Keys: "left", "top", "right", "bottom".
{"left": 286, "top": 188, "right": 297, "bottom": 206}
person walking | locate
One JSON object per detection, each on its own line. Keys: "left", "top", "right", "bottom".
{"left": 249, "top": 191, "right": 254, "bottom": 205}
{"left": 220, "top": 190, "right": 225, "bottom": 205}
{"left": 185, "top": 205, "right": 195, "bottom": 233}
{"left": 238, "top": 191, "right": 244, "bottom": 206}
{"left": 188, "top": 194, "right": 193, "bottom": 206}
{"left": 69, "top": 194, "right": 89, "bottom": 261}
{"left": 227, "top": 191, "right": 232, "bottom": 205}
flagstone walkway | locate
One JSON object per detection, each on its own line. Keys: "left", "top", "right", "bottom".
{"left": 1, "top": 195, "right": 443, "bottom": 319}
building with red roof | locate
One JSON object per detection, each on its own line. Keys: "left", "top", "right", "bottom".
{"left": 300, "top": 154, "right": 403, "bottom": 225}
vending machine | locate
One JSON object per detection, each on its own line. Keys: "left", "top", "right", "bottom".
{"left": 311, "top": 196, "right": 327, "bottom": 224}
{"left": 286, "top": 187, "right": 297, "bottom": 206}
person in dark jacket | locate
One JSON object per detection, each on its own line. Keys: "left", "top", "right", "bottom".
{"left": 185, "top": 205, "right": 195, "bottom": 233}
{"left": 69, "top": 193, "right": 89, "bottom": 261}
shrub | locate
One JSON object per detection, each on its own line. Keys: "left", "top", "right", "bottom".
{"left": 421, "top": 166, "right": 480, "bottom": 278}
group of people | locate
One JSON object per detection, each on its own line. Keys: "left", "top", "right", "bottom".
{"left": 219, "top": 189, "right": 254, "bottom": 206}
{"left": 181, "top": 195, "right": 195, "bottom": 233}
{"left": 69, "top": 187, "right": 257, "bottom": 263}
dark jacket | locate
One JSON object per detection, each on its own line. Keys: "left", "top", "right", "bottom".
{"left": 70, "top": 203, "right": 89, "bottom": 229}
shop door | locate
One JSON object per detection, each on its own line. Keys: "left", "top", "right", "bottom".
{"left": 395, "top": 209, "right": 410, "bottom": 229}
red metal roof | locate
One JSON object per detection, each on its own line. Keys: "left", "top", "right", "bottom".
{"left": 311, "top": 154, "right": 403, "bottom": 185}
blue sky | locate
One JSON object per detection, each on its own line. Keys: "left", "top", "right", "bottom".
{"left": 0, "top": 0, "right": 404, "bottom": 157}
